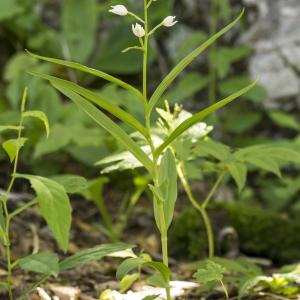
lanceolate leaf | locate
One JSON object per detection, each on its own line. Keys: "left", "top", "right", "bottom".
{"left": 148, "top": 10, "right": 245, "bottom": 113}
{"left": 15, "top": 174, "right": 72, "bottom": 252}
{"left": 155, "top": 81, "right": 256, "bottom": 157}
{"left": 29, "top": 72, "right": 147, "bottom": 137}
{"left": 52, "top": 84, "right": 153, "bottom": 174}
{"left": 23, "top": 110, "right": 50, "bottom": 138}
{"left": 27, "top": 51, "right": 143, "bottom": 100}
{"left": 17, "top": 252, "right": 59, "bottom": 276}
{"left": 59, "top": 243, "right": 133, "bottom": 272}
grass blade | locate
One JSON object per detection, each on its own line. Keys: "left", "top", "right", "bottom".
{"left": 53, "top": 83, "right": 153, "bottom": 174}
{"left": 30, "top": 71, "right": 148, "bottom": 137}
{"left": 27, "top": 50, "right": 144, "bottom": 100}
{"left": 148, "top": 10, "right": 244, "bottom": 113}
{"left": 155, "top": 81, "right": 256, "bottom": 157}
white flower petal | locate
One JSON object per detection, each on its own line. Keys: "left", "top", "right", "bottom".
{"left": 109, "top": 5, "right": 128, "bottom": 16}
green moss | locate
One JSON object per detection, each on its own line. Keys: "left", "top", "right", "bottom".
{"left": 169, "top": 203, "right": 300, "bottom": 264}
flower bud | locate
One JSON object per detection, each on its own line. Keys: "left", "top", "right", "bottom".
{"left": 132, "top": 23, "right": 145, "bottom": 37}
{"left": 162, "top": 16, "right": 178, "bottom": 27}
{"left": 109, "top": 5, "right": 128, "bottom": 16}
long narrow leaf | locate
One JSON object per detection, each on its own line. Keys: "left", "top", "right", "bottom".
{"left": 53, "top": 84, "right": 153, "bottom": 174}
{"left": 27, "top": 50, "right": 144, "bottom": 100}
{"left": 148, "top": 10, "right": 244, "bottom": 113}
{"left": 30, "top": 71, "right": 148, "bottom": 137}
{"left": 155, "top": 81, "right": 256, "bottom": 157}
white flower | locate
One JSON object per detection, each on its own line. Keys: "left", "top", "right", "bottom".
{"left": 162, "top": 16, "right": 178, "bottom": 27}
{"left": 109, "top": 5, "right": 128, "bottom": 16}
{"left": 132, "top": 23, "right": 145, "bottom": 37}
{"left": 173, "top": 111, "right": 213, "bottom": 142}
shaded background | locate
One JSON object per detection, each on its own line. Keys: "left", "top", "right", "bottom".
{"left": 1, "top": 0, "right": 300, "bottom": 265}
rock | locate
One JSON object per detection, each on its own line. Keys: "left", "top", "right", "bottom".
{"left": 242, "top": 0, "right": 300, "bottom": 107}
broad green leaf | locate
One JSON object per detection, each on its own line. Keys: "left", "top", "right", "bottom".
{"left": 227, "top": 162, "right": 247, "bottom": 192}
{"left": 153, "top": 150, "right": 177, "bottom": 232}
{"left": 268, "top": 147, "right": 300, "bottom": 164}
{"left": 60, "top": 243, "right": 133, "bottom": 272}
{"left": 30, "top": 72, "right": 147, "bottom": 137}
{"left": 219, "top": 77, "right": 267, "bottom": 103}
{"left": 17, "top": 252, "right": 59, "bottom": 276}
{"left": 34, "top": 124, "right": 72, "bottom": 158}
{"left": 52, "top": 84, "right": 153, "bottom": 174}
{"left": 213, "top": 47, "right": 251, "bottom": 78}
{"left": 164, "top": 73, "right": 208, "bottom": 104}
{"left": 2, "top": 138, "right": 27, "bottom": 162}
{"left": 51, "top": 175, "right": 88, "bottom": 194}
{"left": 15, "top": 174, "right": 72, "bottom": 251}
{"left": 234, "top": 145, "right": 300, "bottom": 164}
{"left": 175, "top": 31, "right": 208, "bottom": 62}
{"left": 224, "top": 112, "right": 262, "bottom": 134}
{"left": 243, "top": 156, "right": 281, "bottom": 177}
{"left": 0, "top": 126, "right": 23, "bottom": 133}
{"left": 148, "top": 10, "right": 244, "bottom": 113}
{"left": 194, "top": 140, "right": 231, "bottom": 161}
{"left": 23, "top": 110, "right": 50, "bottom": 137}
{"left": 269, "top": 111, "right": 300, "bottom": 131}
{"left": 62, "top": 0, "right": 97, "bottom": 62}
{"left": 155, "top": 81, "right": 256, "bottom": 157}
{"left": 194, "top": 260, "right": 226, "bottom": 283}
{"left": 27, "top": 51, "right": 143, "bottom": 100}
{"left": 120, "top": 273, "right": 140, "bottom": 293}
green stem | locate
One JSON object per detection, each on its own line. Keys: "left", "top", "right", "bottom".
{"left": 142, "top": 1, "right": 171, "bottom": 299}
{"left": 177, "top": 162, "right": 225, "bottom": 258}
{"left": 2, "top": 89, "right": 27, "bottom": 300}
{"left": 128, "top": 12, "right": 145, "bottom": 24}
{"left": 220, "top": 279, "right": 228, "bottom": 299}
{"left": 202, "top": 170, "right": 225, "bottom": 209}
{"left": 8, "top": 199, "right": 37, "bottom": 220}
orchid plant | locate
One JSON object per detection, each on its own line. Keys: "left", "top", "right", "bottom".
{"left": 27, "top": 1, "right": 255, "bottom": 298}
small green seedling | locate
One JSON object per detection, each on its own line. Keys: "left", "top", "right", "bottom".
{"left": 194, "top": 260, "right": 228, "bottom": 298}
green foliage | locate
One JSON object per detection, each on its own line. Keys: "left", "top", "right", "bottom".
{"left": 2, "top": 138, "right": 27, "bottom": 162}
{"left": 62, "top": 0, "right": 98, "bottom": 62}
{"left": 116, "top": 256, "right": 170, "bottom": 287}
{"left": 15, "top": 174, "right": 72, "bottom": 251}
{"left": 17, "top": 252, "right": 60, "bottom": 276}
{"left": 152, "top": 150, "right": 177, "bottom": 232}
{"left": 59, "top": 243, "right": 133, "bottom": 272}
{"left": 169, "top": 203, "right": 300, "bottom": 264}
{"left": 194, "top": 260, "right": 225, "bottom": 283}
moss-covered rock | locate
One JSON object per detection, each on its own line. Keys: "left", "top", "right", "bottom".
{"left": 169, "top": 203, "right": 300, "bottom": 264}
